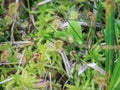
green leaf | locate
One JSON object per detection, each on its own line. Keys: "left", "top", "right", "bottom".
{"left": 67, "top": 20, "right": 83, "bottom": 44}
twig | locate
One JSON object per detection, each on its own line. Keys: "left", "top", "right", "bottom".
{"left": 1, "top": 41, "right": 32, "bottom": 45}
{"left": 13, "top": 41, "right": 32, "bottom": 45}
{"left": 0, "top": 62, "right": 19, "bottom": 65}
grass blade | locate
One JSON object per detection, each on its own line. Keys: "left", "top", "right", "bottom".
{"left": 108, "top": 57, "right": 120, "bottom": 90}
{"left": 105, "top": 0, "right": 115, "bottom": 77}
{"left": 105, "top": 0, "right": 116, "bottom": 89}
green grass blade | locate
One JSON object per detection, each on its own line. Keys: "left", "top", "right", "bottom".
{"left": 105, "top": 0, "right": 115, "bottom": 77}
{"left": 108, "top": 57, "right": 120, "bottom": 90}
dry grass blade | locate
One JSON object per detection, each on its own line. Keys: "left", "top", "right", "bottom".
{"left": 0, "top": 77, "right": 13, "bottom": 84}
{"left": 78, "top": 63, "right": 105, "bottom": 75}
{"left": 59, "top": 50, "right": 73, "bottom": 78}
{"left": 33, "top": 79, "right": 49, "bottom": 89}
